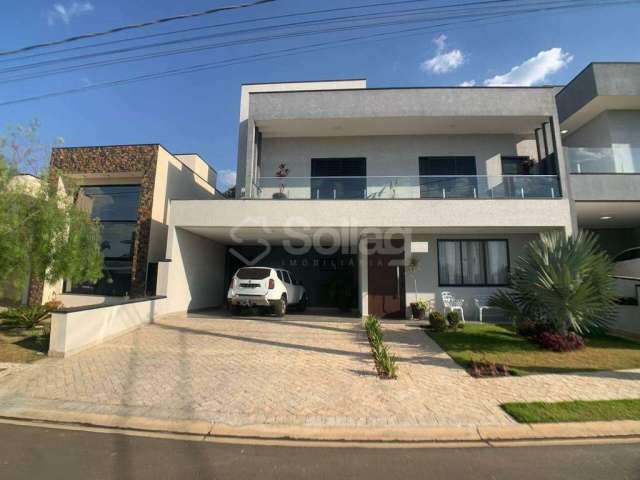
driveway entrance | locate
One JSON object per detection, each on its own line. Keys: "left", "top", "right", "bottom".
{"left": 1, "top": 311, "right": 638, "bottom": 432}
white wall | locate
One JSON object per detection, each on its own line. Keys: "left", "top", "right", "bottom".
{"left": 259, "top": 134, "right": 526, "bottom": 199}
{"left": 159, "top": 227, "right": 226, "bottom": 314}
{"left": 52, "top": 294, "right": 125, "bottom": 308}
{"left": 49, "top": 297, "right": 167, "bottom": 357}
{"left": 236, "top": 80, "right": 367, "bottom": 195}
{"left": 403, "top": 232, "right": 540, "bottom": 321}
{"left": 149, "top": 146, "right": 218, "bottom": 263}
{"left": 565, "top": 110, "right": 640, "bottom": 173}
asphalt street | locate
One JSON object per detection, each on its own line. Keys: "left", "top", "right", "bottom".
{"left": 0, "top": 422, "right": 639, "bottom": 480}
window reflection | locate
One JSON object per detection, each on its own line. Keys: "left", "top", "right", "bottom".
{"left": 70, "top": 185, "right": 140, "bottom": 296}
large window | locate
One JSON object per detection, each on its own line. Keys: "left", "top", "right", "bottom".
{"left": 70, "top": 185, "right": 141, "bottom": 296}
{"left": 437, "top": 240, "right": 509, "bottom": 286}
{"left": 419, "top": 156, "right": 477, "bottom": 198}
{"left": 310, "top": 158, "right": 366, "bottom": 199}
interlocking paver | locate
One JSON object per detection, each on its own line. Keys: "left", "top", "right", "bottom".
{"left": 0, "top": 311, "right": 639, "bottom": 429}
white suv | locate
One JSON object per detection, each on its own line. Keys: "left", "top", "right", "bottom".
{"left": 227, "top": 267, "right": 308, "bottom": 317}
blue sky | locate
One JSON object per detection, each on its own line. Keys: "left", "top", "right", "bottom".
{"left": 2, "top": 0, "right": 640, "bottom": 189}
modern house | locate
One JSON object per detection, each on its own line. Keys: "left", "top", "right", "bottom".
{"left": 157, "top": 79, "right": 577, "bottom": 319}
{"left": 24, "top": 62, "right": 640, "bottom": 327}
{"left": 27, "top": 144, "right": 220, "bottom": 308}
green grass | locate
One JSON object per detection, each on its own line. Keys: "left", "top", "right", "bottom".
{"left": 502, "top": 399, "right": 640, "bottom": 423}
{"left": 0, "top": 326, "right": 48, "bottom": 363}
{"left": 427, "top": 323, "right": 640, "bottom": 375}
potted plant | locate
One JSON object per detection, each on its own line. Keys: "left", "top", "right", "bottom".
{"left": 406, "top": 255, "right": 428, "bottom": 319}
{"left": 411, "top": 300, "right": 430, "bottom": 320}
{"left": 272, "top": 163, "right": 290, "bottom": 199}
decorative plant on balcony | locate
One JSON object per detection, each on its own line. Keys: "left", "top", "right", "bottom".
{"left": 489, "top": 231, "right": 617, "bottom": 351}
{"left": 272, "top": 163, "right": 290, "bottom": 199}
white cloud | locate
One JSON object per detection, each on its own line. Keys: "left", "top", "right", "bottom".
{"left": 47, "top": 1, "right": 94, "bottom": 25}
{"left": 459, "top": 80, "right": 476, "bottom": 87}
{"left": 483, "top": 48, "right": 574, "bottom": 86}
{"left": 433, "top": 33, "right": 447, "bottom": 52}
{"left": 420, "top": 34, "right": 465, "bottom": 74}
{"left": 217, "top": 169, "right": 237, "bottom": 190}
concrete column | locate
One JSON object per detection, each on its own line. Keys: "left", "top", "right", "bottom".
{"left": 358, "top": 236, "right": 368, "bottom": 318}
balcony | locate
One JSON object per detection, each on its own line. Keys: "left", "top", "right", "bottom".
{"left": 566, "top": 147, "right": 640, "bottom": 174}
{"left": 253, "top": 175, "right": 561, "bottom": 200}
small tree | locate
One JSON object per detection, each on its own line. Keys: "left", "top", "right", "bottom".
{"left": 0, "top": 123, "right": 104, "bottom": 302}
{"left": 489, "top": 231, "right": 617, "bottom": 335}
{"left": 406, "top": 254, "right": 420, "bottom": 304}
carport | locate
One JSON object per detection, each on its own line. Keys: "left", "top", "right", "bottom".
{"left": 157, "top": 223, "right": 365, "bottom": 315}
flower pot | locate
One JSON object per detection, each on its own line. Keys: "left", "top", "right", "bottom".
{"left": 272, "top": 192, "right": 287, "bottom": 199}
{"left": 410, "top": 303, "right": 426, "bottom": 320}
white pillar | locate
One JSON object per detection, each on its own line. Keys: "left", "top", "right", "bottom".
{"left": 358, "top": 236, "right": 368, "bottom": 318}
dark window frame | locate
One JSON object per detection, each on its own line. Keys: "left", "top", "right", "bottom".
{"left": 437, "top": 239, "right": 510, "bottom": 287}
{"left": 419, "top": 156, "right": 478, "bottom": 199}
{"left": 310, "top": 157, "right": 367, "bottom": 200}
{"left": 68, "top": 184, "right": 142, "bottom": 296}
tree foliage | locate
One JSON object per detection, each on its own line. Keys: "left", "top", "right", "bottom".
{"left": 489, "top": 231, "right": 618, "bottom": 335}
{"left": 0, "top": 123, "right": 103, "bottom": 296}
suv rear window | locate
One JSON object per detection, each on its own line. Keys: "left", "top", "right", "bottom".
{"left": 236, "top": 268, "right": 270, "bottom": 280}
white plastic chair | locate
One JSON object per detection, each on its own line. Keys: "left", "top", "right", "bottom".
{"left": 441, "top": 291, "right": 465, "bottom": 323}
{"left": 474, "top": 296, "right": 494, "bottom": 323}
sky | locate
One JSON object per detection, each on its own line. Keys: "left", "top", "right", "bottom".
{"left": 1, "top": 0, "right": 640, "bottom": 190}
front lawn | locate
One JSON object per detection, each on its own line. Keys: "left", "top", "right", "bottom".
{"left": 0, "top": 326, "right": 48, "bottom": 363}
{"left": 502, "top": 399, "right": 640, "bottom": 423}
{"left": 427, "top": 323, "right": 640, "bottom": 375}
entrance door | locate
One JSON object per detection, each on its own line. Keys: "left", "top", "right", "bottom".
{"left": 368, "top": 239, "right": 406, "bottom": 318}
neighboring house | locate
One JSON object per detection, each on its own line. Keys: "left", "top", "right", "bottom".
{"left": 26, "top": 144, "right": 220, "bottom": 308}
{"left": 557, "top": 63, "right": 640, "bottom": 336}
{"left": 558, "top": 63, "right": 640, "bottom": 260}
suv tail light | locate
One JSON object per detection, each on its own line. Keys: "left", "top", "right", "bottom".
{"left": 229, "top": 278, "right": 236, "bottom": 290}
{"left": 268, "top": 278, "right": 275, "bottom": 290}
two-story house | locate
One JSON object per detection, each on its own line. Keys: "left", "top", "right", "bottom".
{"left": 156, "top": 79, "right": 577, "bottom": 319}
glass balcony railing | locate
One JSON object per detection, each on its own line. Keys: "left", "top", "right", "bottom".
{"left": 565, "top": 147, "right": 640, "bottom": 174}
{"left": 254, "top": 175, "right": 561, "bottom": 200}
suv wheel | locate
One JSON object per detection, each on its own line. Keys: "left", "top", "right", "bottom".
{"left": 273, "top": 295, "right": 287, "bottom": 317}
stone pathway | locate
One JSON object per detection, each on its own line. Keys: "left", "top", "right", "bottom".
{"left": 0, "top": 311, "right": 638, "bottom": 429}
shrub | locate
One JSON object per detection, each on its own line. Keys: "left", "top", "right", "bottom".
{"left": 0, "top": 305, "right": 50, "bottom": 329}
{"left": 363, "top": 315, "right": 398, "bottom": 379}
{"left": 489, "top": 231, "right": 618, "bottom": 335}
{"left": 376, "top": 345, "right": 398, "bottom": 379}
{"left": 429, "top": 311, "right": 447, "bottom": 332}
{"left": 446, "top": 311, "right": 462, "bottom": 330}
{"left": 534, "top": 331, "right": 585, "bottom": 352}
{"left": 516, "top": 319, "right": 545, "bottom": 338}
{"left": 469, "top": 360, "right": 509, "bottom": 378}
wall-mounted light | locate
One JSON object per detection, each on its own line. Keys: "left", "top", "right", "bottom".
{"left": 561, "top": 129, "right": 569, "bottom": 135}
{"left": 600, "top": 216, "right": 612, "bottom": 220}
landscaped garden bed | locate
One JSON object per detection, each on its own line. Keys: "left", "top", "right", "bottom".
{"left": 0, "top": 301, "right": 61, "bottom": 363}
{"left": 501, "top": 399, "right": 640, "bottom": 423}
{"left": 363, "top": 315, "right": 398, "bottom": 379}
{"left": 428, "top": 323, "right": 640, "bottom": 376}
{"left": 426, "top": 231, "right": 640, "bottom": 377}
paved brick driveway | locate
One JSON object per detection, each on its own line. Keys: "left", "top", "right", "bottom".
{"left": 0, "top": 311, "right": 639, "bottom": 429}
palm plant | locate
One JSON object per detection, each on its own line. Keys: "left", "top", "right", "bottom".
{"left": 489, "top": 231, "right": 617, "bottom": 335}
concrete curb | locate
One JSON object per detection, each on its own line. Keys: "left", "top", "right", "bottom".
{"left": 1, "top": 406, "right": 640, "bottom": 444}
